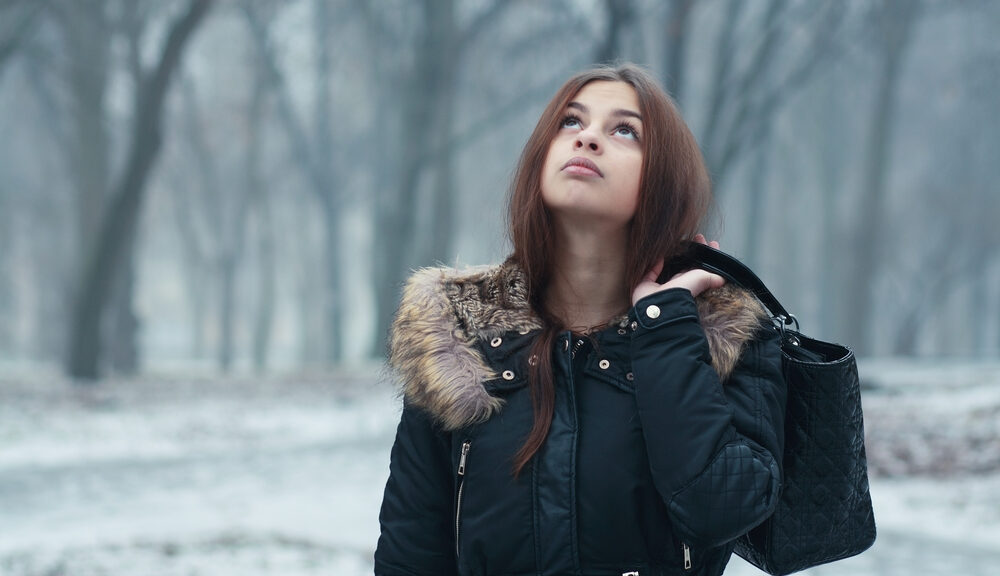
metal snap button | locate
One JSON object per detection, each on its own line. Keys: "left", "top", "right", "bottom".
{"left": 563, "top": 339, "right": 569, "bottom": 351}
{"left": 645, "top": 304, "right": 661, "bottom": 319}
{"left": 630, "top": 321, "right": 638, "bottom": 331}
{"left": 626, "top": 372, "right": 634, "bottom": 381}
{"left": 502, "top": 370, "right": 515, "bottom": 380}
{"left": 598, "top": 359, "right": 610, "bottom": 370}
{"left": 518, "top": 327, "right": 530, "bottom": 335}
{"left": 490, "top": 337, "right": 502, "bottom": 348}
{"left": 528, "top": 354, "right": 538, "bottom": 366}
{"left": 617, "top": 328, "right": 627, "bottom": 335}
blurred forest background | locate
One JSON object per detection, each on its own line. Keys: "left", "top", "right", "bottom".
{"left": 3, "top": 2, "right": 1000, "bottom": 574}
{"left": 1, "top": 0, "right": 998, "bottom": 381}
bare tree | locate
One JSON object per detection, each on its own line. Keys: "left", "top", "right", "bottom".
{"left": 661, "top": 0, "right": 695, "bottom": 100}
{"left": 843, "top": 0, "right": 921, "bottom": 354}
{"left": 165, "top": 145, "right": 211, "bottom": 361}
{"left": 594, "top": 0, "right": 636, "bottom": 65}
{"left": 67, "top": 0, "right": 213, "bottom": 380}
{"left": 11, "top": 29, "right": 76, "bottom": 364}
{"left": 0, "top": 172, "right": 10, "bottom": 353}
{"left": 242, "top": 0, "right": 347, "bottom": 363}
{"left": 246, "top": 37, "right": 275, "bottom": 373}
{"left": 699, "top": 1, "right": 846, "bottom": 193}
{"left": 49, "top": 0, "right": 141, "bottom": 372}
{"left": 0, "top": 0, "right": 49, "bottom": 81}
{"left": 369, "top": 0, "right": 516, "bottom": 357}
{"left": 105, "top": 0, "right": 154, "bottom": 374}
{"left": 174, "top": 63, "right": 260, "bottom": 374}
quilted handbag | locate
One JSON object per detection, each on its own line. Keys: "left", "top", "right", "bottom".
{"left": 683, "top": 242, "right": 877, "bottom": 575}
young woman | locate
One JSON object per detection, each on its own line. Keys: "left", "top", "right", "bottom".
{"left": 375, "top": 64, "right": 786, "bottom": 576}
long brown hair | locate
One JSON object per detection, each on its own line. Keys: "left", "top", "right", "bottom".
{"left": 507, "top": 63, "right": 711, "bottom": 476}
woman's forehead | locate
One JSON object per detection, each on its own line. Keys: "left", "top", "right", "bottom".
{"left": 569, "top": 81, "right": 641, "bottom": 118}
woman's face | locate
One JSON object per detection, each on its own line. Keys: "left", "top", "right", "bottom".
{"left": 540, "top": 81, "right": 643, "bottom": 230}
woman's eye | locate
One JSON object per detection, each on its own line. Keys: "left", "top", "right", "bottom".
{"left": 560, "top": 115, "right": 582, "bottom": 129}
{"left": 614, "top": 124, "right": 639, "bottom": 141}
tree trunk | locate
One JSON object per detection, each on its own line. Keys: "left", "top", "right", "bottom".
{"left": 662, "top": 0, "right": 694, "bottom": 102}
{"left": 743, "top": 119, "right": 774, "bottom": 268}
{"left": 369, "top": 0, "right": 515, "bottom": 358}
{"left": 699, "top": 0, "right": 743, "bottom": 169}
{"left": 56, "top": 1, "right": 119, "bottom": 369}
{"left": 594, "top": 0, "right": 635, "bottom": 65}
{"left": 0, "top": 188, "right": 11, "bottom": 352}
{"left": 217, "top": 162, "right": 255, "bottom": 374}
{"left": 816, "top": 73, "right": 846, "bottom": 339}
{"left": 66, "top": 0, "right": 213, "bottom": 380}
{"left": 845, "top": 0, "right": 919, "bottom": 355}
{"left": 106, "top": 243, "right": 140, "bottom": 374}
{"left": 425, "top": 0, "right": 458, "bottom": 266}
{"left": 313, "top": 0, "right": 343, "bottom": 364}
{"left": 247, "top": 44, "right": 273, "bottom": 373}
{"left": 217, "top": 257, "right": 237, "bottom": 372}
{"left": 168, "top": 161, "right": 210, "bottom": 360}
{"left": 243, "top": 0, "right": 342, "bottom": 364}
{"left": 362, "top": 6, "right": 400, "bottom": 358}
{"left": 61, "top": 1, "right": 111, "bottom": 256}
{"left": 373, "top": 0, "right": 459, "bottom": 358}
{"left": 0, "top": 0, "right": 47, "bottom": 82}
{"left": 253, "top": 194, "right": 276, "bottom": 372}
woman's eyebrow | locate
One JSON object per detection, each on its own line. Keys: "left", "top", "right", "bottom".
{"left": 613, "top": 109, "right": 642, "bottom": 122}
{"left": 567, "top": 101, "right": 642, "bottom": 122}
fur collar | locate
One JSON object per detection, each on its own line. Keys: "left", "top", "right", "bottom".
{"left": 389, "top": 261, "right": 767, "bottom": 431}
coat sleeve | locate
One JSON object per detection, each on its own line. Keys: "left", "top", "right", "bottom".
{"left": 374, "top": 402, "right": 458, "bottom": 576}
{"left": 631, "top": 288, "right": 786, "bottom": 549}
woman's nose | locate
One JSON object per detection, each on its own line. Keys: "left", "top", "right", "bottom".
{"left": 574, "top": 130, "right": 601, "bottom": 152}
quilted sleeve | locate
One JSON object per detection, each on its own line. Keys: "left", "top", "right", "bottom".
{"left": 631, "top": 288, "right": 786, "bottom": 549}
{"left": 374, "top": 403, "right": 458, "bottom": 576}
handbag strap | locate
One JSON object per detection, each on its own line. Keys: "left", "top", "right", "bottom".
{"left": 684, "top": 242, "right": 797, "bottom": 328}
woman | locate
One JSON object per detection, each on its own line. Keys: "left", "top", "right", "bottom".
{"left": 375, "top": 64, "right": 786, "bottom": 576}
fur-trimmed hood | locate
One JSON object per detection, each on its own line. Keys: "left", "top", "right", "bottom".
{"left": 389, "top": 261, "right": 768, "bottom": 431}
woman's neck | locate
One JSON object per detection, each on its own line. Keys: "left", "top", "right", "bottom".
{"left": 545, "top": 221, "right": 630, "bottom": 333}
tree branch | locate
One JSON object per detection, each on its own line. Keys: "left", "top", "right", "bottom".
{"left": 67, "top": 0, "right": 213, "bottom": 379}
{"left": 0, "top": 0, "right": 49, "bottom": 77}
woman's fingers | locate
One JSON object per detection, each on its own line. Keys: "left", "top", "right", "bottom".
{"left": 662, "top": 269, "right": 725, "bottom": 297}
{"left": 693, "top": 233, "right": 720, "bottom": 250}
{"left": 633, "top": 243, "right": 726, "bottom": 304}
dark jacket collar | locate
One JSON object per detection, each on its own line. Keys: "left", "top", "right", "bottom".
{"left": 389, "top": 261, "right": 767, "bottom": 430}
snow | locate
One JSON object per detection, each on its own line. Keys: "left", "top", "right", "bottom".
{"left": 2, "top": 361, "right": 999, "bottom": 575}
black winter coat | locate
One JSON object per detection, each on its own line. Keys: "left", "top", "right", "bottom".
{"left": 375, "top": 262, "right": 787, "bottom": 576}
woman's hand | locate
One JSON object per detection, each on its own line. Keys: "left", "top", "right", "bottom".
{"left": 631, "top": 235, "right": 726, "bottom": 305}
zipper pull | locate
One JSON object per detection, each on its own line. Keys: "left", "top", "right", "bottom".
{"left": 458, "top": 441, "right": 470, "bottom": 476}
{"left": 683, "top": 542, "right": 692, "bottom": 570}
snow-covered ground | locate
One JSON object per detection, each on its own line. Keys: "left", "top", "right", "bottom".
{"left": 1, "top": 360, "right": 999, "bottom": 575}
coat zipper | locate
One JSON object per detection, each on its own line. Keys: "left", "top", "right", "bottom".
{"left": 682, "top": 542, "right": 692, "bottom": 570}
{"left": 571, "top": 338, "right": 585, "bottom": 359}
{"left": 455, "top": 440, "right": 471, "bottom": 557}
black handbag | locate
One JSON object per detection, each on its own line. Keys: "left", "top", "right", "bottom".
{"left": 683, "top": 242, "right": 877, "bottom": 576}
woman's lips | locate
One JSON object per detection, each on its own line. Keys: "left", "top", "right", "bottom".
{"left": 562, "top": 157, "right": 603, "bottom": 177}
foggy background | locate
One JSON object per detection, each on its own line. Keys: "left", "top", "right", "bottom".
{"left": 1, "top": 0, "right": 999, "bottom": 575}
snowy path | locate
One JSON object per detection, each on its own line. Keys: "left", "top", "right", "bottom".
{"left": 2, "top": 367, "right": 999, "bottom": 575}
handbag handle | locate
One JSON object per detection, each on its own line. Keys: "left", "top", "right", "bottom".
{"left": 682, "top": 242, "right": 798, "bottom": 328}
